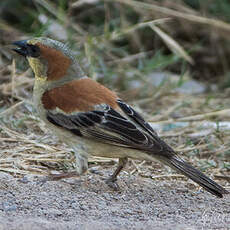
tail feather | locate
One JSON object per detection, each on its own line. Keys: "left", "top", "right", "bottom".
{"left": 163, "top": 155, "right": 229, "bottom": 198}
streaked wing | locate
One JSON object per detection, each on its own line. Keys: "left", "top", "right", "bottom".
{"left": 46, "top": 100, "right": 171, "bottom": 154}
{"left": 117, "top": 99, "right": 158, "bottom": 137}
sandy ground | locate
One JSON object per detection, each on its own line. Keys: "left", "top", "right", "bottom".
{"left": 0, "top": 164, "right": 229, "bottom": 230}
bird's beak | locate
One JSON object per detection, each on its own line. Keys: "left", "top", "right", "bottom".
{"left": 12, "top": 40, "right": 29, "bottom": 57}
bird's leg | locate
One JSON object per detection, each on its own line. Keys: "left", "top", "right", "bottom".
{"left": 106, "top": 157, "right": 128, "bottom": 190}
{"left": 108, "top": 157, "right": 128, "bottom": 182}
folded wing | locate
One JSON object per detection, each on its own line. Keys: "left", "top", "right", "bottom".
{"left": 46, "top": 100, "right": 171, "bottom": 156}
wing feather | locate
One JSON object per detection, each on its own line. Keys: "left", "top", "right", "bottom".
{"left": 46, "top": 100, "right": 172, "bottom": 154}
{"left": 117, "top": 99, "right": 158, "bottom": 137}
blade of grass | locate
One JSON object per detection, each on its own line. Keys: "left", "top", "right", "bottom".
{"left": 149, "top": 24, "right": 194, "bottom": 64}
{"left": 110, "top": 0, "right": 230, "bottom": 32}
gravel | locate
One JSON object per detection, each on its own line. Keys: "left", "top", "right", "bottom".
{"left": 0, "top": 170, "right": 229, "bottom": 230}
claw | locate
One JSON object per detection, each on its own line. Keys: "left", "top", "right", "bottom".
{"left": 105, "top": 177, "right": 120, "bottom": 191}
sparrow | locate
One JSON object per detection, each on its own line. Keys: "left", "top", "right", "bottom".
{"left": 12, "top": 37, "right": 228, "bottom": 198}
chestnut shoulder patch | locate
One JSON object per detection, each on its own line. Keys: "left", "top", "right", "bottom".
{"left": 41, "top": 78, "right": 118, "bottom": 113}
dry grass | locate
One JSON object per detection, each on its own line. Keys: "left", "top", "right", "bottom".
{"left": 0, "top": 0, "right": 229, "bottom": 190}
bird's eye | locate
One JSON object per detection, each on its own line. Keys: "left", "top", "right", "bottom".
{"left": 28, "top": 45, "right": 40, "bottom": 58}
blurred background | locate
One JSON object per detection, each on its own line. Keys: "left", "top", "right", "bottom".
{"left": 0, "top": 0, "right": 229, "bottom": 182}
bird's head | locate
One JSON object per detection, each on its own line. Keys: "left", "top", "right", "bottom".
{"left": 12, "top": 37, "right": 84, "bottom": 83}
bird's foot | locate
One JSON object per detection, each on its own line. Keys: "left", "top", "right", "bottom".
{"left": 105, "top": 177, "right": 120, "bottom": 191}
{"left": 103, "top": 157, "right": 127, "bottom": 191}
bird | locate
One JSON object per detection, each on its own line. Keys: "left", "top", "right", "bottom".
{"left": 12, "top": 37, "right": 228, "bottom": 198}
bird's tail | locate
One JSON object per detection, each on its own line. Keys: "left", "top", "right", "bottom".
{"left": 161, "top": 155, "right": 229, "bottom": 198}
